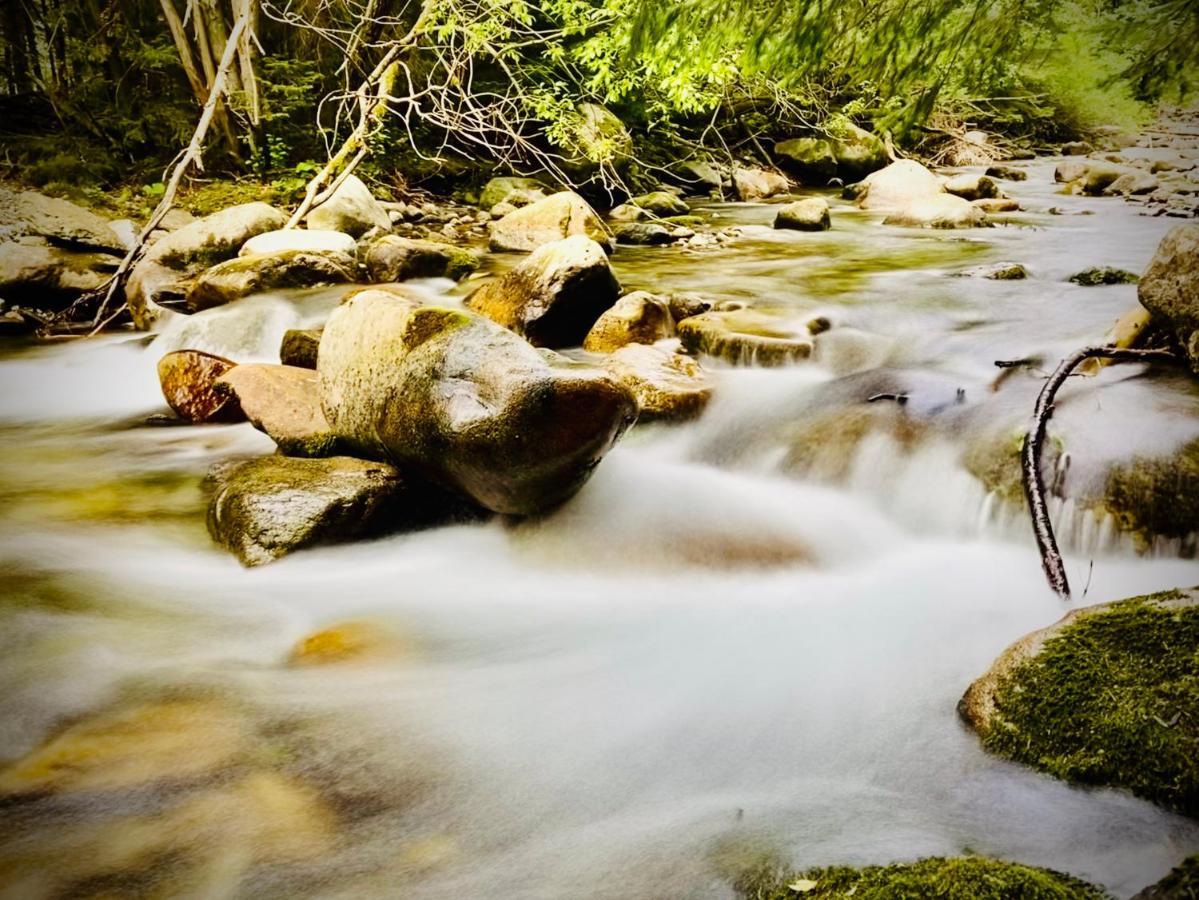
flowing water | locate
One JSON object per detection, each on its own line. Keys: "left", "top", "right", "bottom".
{"left": 2, "top": 159, "right": 1199, "bottom": 899}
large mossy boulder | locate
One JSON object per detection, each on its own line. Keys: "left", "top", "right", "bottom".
{"left": 582, "top": 291, "right": 674, "bottom": 353}
{"left": 629, "top": 191, "right": 689, "bottom": 217}
{"left": 774, "top": 123, "right": 888, "bottom": 183}
{"left": 214, "top": 364, "right": 340, "bottom": 457}
{"left": 1139, "top": 223, "right": 1199, "bottom": 371}
{"left": 479, "top": 176, "right": 550, "bottom": 211}
{"left": 678, "top": 309, "right": 813, "bottom": 366}
{"left": 364, "top": 235, "right": 478, "bottom": 282}
{"left": 186, "top": 249, "right": 357, "bottom": 311}
{"left": 487, "top": 191, "right": 612, "bottom": 252}
{"left": 731, "top": 857, "right": 1109, "bottom": 900}
{"left": 0, "top": 241, "right": 119, "bottom": 308}
{"left": 127, "top": 202, "right": 287, "bottom": 328}
{"left": 157, "top": 349, "right": 245, "bottom": 423}
{"left": 960, "top": 588, "right": 1199, "bottom": 817}
{"left": 0, "top": 187, "right": 124, "bottom": 252}
{"left": 317, "top": 292, "right": 637, "bottom": 515}
{"left": 304, "top": 174, "right": 391, "bottom": 237}
{"left": 558, "top": 103, "right": 634, "bottom": 178}
{"left": 206, "top": 455, "right": 411, "bottom": 566}
{"left": 467, "top": 234, "right": 620, "bottom": 348}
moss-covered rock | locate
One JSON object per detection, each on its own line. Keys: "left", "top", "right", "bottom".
{"left": 364, "top": 235, "right": 478, "bottom": 282}
{"left": 774, "top": 124, "right": 888, "bottom": 183}
{"left": 582, "top": 291, "right": 674, "bottom": 352}
{"left": 214, "top": 364, "right": 340, "bottom": 457}
{"left": 186, "top": 249, "right": 357, "bottom": 311}
{"left": 1101, "top": 439, "right": 1199, "bottom": 547}
{"left": 157, "top": 349, "right": 245, "bottom": 423}
{"left": 558, "top": 103, "right": 634, "bottom": 177}
{"left": 733, "top": 857, "right": 1110, "bottom": 900}
{"left": 944, "top": 173, "right": 1000, "bottom": 201}
{"left": 782, "top": 404, "right": 926, "bottom": 480}
{"left": 467, "top": 234, "right": 621, "bottom": 348}
{"left": 280, "top": 327, "right": 322, "bottom": 369}
{"left": 960, "top": 588, "right": 1199, "bottom": 817}
{"left": 479, "top": 176, "right": 550, "bottom": 211}
{"left": 0, "top": 241, "right": 119, "bottom": 308}
{"left": 318, "top": 292, "right": 637, "bottom": 515}
{"left": 774, "top": 198, "right": 831, "bottom": 231}
{"left": 1139, "top": 223, "right": 1199, "bottom": 372}
{"left": 678, "top": 309, "right": 813, "bottom": 366}
{"left": 629, "top": 190, "right": 689, "bottom": 217}
{"left": 206, "top": 455, "right": 411, "bottom": 566}
{"left": 1082, "top": 162, "right": 1132, "bottom": 194}
{"left": 986, "top": 164, "right": 1029, "bottom": 181}
{"left": 1132, "top": 855, "right": 1199, "bottom": 899}
{"left": 487, "top": 190, "right": 613, "bottom": 252}
{"left": 1068, "top": 266, "right": 1140, "bottom": 286}
{"left": 304, "top": 173, "right": 391, "bottom": 237}
{"left": 613, "top": 222, "right": 689, "bottom": 245}
{"left": 602, "top": 344, "right": 712, "bottom": 421}
{"left": 127, "top": 202, "right": 287, "bottom": 327}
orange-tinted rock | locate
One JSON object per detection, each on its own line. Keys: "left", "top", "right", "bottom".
{"left": 157, "top": 349, "right": 245, "bottom": 423}
{"left": 215, "top": 364, "right": 338, "bottom": 457}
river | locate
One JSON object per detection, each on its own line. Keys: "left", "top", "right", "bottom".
{"left": 1, "top": 157, "right": 1197, "bottom": 899}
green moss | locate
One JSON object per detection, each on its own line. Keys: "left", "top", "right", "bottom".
{"left": 1135, "top": 855, "right": 1199, "bottom": 898}
{"left": 984, "top": 590, "right": 1199, "bottom": 816}
{"left": 1068, "top": 266, "right": 1140, "bottom": 286}
{"left": 734, "top": 857, "right": 1110, "bottom": 899}
{"left": 1102, "top": 439, "right": 1199, "bottom": 547}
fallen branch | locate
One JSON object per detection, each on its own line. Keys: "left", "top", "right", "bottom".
{"left": 1016, "top": 344, "right": 1184, "bottom": 600}
{"left": 58, "top": 11, "right": 250, "bottom": 334}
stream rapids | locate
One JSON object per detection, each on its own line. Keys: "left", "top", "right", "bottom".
{"left": 1, "top": 158, "right": 1198, "bottom": 899}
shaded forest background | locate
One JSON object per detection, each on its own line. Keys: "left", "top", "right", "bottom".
{"left": 1, "top": 0, "right": 1196, "bottom": 214}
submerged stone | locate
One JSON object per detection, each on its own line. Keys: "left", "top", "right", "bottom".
{"left": 602, "top": 344, "right": 712, "bottom": 421}
{"left": 1068, "top": 266, "right": 1139, "bottom": 286}
{"left": 678, "top": 309, "right": 813, "bottom": 366}
{"left": 960, "top": 588, "right": 1199, "bottom": 817}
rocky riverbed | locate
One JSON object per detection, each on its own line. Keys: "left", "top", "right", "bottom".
{"left": 1, "top": 117, "right": 1199, "bottom": 899}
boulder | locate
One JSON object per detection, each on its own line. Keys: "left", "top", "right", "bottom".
{"left": 1104, "top": 171, "right": 1160, "bottom": 196}
{"left": 678, "top": 309, "right": 813, "bottom": 366}
{"left": 984, "top": 164, "right": 1027, "bottom": 181}
{"left": 317, "top": 293, "right": 637, "bottom": 514}
{"left": 0, "top": 241, "right": 119, "bottom": 308}
{"left": 960, "top": 587, "right": 1199, "bottom": 817}
{"left": 186, "top": 249, "right": 357, "bottom": 311}
{"left": 602, "top": 344, "right": 712, "bottom": 421}
{"left": 883, "top": 193, "right": 987, "bottom": 229}
{"left": 305, "top": 174, "right": 391, "bottom": 237}
{"left": 943, "top": 173, "right": 1000, "bottom": 200}
{"left": 1082, "top": 161, "right": 1131, "bottom": 194}
{"left": 733, "top": 167, "right": 791, "bottom": 201}
{"left": 215, "top": 364, "right": 340, "bottom": 457}
{"left": 667, "top": 292, "right": 713, "bottom": 322}
{"left": 774, "top": 123, "right": 888, "bottom": 182}
{"left": 0, "top": 187, "right": 124, "bottom": 252}
{"left": 734, "top": 857, "right": 1109, "bottom": 900}
{"left": 973, "top": 197, "right": 1021, "bottom": 213}
{"left": 964, "top": 262, "right": 1028, "bottom": 280}
{"left": 488, "top": 191, "right": 613, "bottom": 252}
{"left": 479, "top": 176, "right": 550, "bottom": 211}
{"left": 582, "top": 291, "right": 674, "bottom": 352}
{"left": 240, "top": 229, "right": 357, "bottom": 257}
{"left": 280, "top": 328, "right": 322, "bottom": 369}
{"left": 1055, "top": 160, "right": 1089, "bottom": 183}
{"left": 466, "top": 235, "right": 620, "bottom": 347}
{"left": 629, "top": 191, "right": 689, "bottom": 217}
{"left": 1068, "top": 266, "right": 1139, "bottom": 286}
{"left": 773, "top": 198, "right": 831, "bottom": 231}
{"left": 857, "top": 159, "right": 944, "bottom": 211}
{"left": 1062, "top": 140, "right": 1092, "bottom": 155}
{"left": 157, "top": 349, "right": 245, "bottom": 422}
{"left": 671, "top": 160, "right": 724, "bottom": 195}
{"left": 1139, "top": 223, "right": 1199, "bottom": 370}
{"left": 206, "top": 455, "right": 409, "bottom": 566}
{"left": 127, "top": 202, "right": 287, "bottom": 328}
{"left": 609, "top": 203, "right": 650, "bottom": 223}
{"left": 559, "top": 103, "right": 634, "bottom": 177}
{"left": 613, "top": 222, "right": 688, "bottom": 245}
{"left": 364, "top": 235, "right": 478, "bottom": 282}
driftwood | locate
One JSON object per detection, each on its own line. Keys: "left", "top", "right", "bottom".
{"left": 71, "top": 11, "right": 250, "bottom": 333}
{"left": 1014, "top": 344, "right": 1183, "bottom": 600}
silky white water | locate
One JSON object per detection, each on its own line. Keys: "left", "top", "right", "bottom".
{"left": 1, "top": 159, "right": 1197, "bottom": 899}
